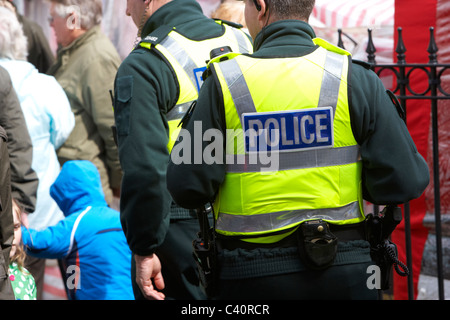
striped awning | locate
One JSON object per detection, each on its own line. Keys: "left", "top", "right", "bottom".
{"left": 312, "top": 0, "right": 394, "bottom": 28}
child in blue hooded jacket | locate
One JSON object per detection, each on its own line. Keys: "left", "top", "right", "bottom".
{"left": 22, "top": 160, "right": 133, "bottom": 300}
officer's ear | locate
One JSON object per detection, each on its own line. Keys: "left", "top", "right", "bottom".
{"left": 254, "top": 0, "right": 269, "bottom": 18}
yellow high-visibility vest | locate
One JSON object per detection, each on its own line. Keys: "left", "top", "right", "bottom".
{"left": 139, "top": 22, "right": 253, "bottom": 151}
{"left": 210, "top": 38, "right": 365, "bottom": 242}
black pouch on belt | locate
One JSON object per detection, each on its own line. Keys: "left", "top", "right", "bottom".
{"left": 297, "top": 219, "right": 338, "bottom": 270}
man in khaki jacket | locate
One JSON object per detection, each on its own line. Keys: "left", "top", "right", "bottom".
{"left": 47, "top": 0, "right": 122, "bottom": 206}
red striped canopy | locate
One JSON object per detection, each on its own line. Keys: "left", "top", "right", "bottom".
{"left": 312, "top": 0, "right": 394, "bottom": 28}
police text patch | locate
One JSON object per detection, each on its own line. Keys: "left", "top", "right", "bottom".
{"left": 242, "top": 107, "right": 334, "bottom": 152}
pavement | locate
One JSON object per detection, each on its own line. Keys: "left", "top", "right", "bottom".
{"left": 42, "top": 259, "right": 67, "bottom": 300}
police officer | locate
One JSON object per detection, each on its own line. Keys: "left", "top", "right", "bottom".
{"left": 113, "top": 0, "right": 252, "bottom": 300}
{"left": 167, "top": 0, "right": 430, "bottom": 299}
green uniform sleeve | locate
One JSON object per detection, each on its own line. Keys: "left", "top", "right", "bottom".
{"left": 114, "top": 49, "right": 177, "bottom": 256}
{"left": 349, "top": 63, "right": 430, "bottom": 204}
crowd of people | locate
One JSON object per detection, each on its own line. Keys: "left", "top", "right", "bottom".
{"left": 0, "top": 0, "right": 429, "bottom": 301}
{"left": 0, "top": 0, "right": 124, "bottom": 300}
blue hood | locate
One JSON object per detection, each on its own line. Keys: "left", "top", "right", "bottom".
{"left": 50, "top": 160, "right": 107, "bottom": 216}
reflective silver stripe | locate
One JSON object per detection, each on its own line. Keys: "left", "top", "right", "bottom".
{"left": 317, "top": 50, "right": 346, "bottom": 114}
{"left": 229, "top": 26, "right": 251, "bottom": 53}
{"left": 226, "top": 145, "right": 360, "bottom": 173}
{"left": 218, "top": 59, "right": 257, "bottom": 124}
{"left": 167, "top": 101, "right": 193, "bottom": 121}
{"left": 159, "top": 36, "right": 198, "bottom": 91}
{"left": 216, "top": 202, "right": 361, "bottom": 235}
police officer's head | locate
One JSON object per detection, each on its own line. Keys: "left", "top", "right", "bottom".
{"left": 243, "top": 0, "right": 315, "bottom": 40}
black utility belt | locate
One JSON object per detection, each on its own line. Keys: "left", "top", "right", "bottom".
{"left": 328, "top": 220, "right": 366, "bottom": 242}
{"left": 218, "top": 220, "right": 367, "bottom": 270}
{"left": 218, "top": 220, "right": 366, "bottom": 249}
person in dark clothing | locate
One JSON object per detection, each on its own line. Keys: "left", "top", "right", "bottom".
{"left": 0, "top": 66, "right": 38, "bottom": 217}
{"left": 0, "top": 66, "right": 25, "bottom": 300}
{"left": 166, "top": 0, "right": 430, "bottom": 299}
{"left": 113, "top": 0, "right": 252, "bottom": 300}
{"left": 18, "top": 14, "right": 55, "bottom": 73}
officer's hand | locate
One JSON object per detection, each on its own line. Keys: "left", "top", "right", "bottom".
{"left": 135, "top": 254, "right": 165, "bottom": 300}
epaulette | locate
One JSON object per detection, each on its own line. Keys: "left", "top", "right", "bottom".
{"left": 213, "top": 18, "right": 244, "bottom": 29}
{"left": 138, "top": 25, "right": 174, "bottom": 48}
{"left": 352, "top": 59, "right": 372, "bottom": 70}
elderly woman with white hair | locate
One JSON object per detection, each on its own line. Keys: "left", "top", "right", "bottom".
{"left": 46, "top": 0, "right": 123, "bottom": 209}
{"left": 0, "top": 6, "right": 75, "bottom": 299}
{"left": 0, "top": 0, "right": 55, "bottom": 73}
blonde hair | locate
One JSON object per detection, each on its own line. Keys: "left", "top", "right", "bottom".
{"left": 211, "top": 0, "right": 246, "bottom": 28}
{"left": 0, "top": 6, "right": 28, "bottom": 60}
{"left": 10, "top": 199, "right": 28, "bottom": 273}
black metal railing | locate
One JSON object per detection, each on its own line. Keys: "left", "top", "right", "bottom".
{"left": 338, "top": 27, "right": 450, "bottom": 300}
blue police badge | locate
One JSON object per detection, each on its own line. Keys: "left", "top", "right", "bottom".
{"left": 242, "top": 107, "right": 334, "bottom": 153}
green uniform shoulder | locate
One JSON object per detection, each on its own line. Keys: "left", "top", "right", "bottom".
{"left": 213, "top": 18, "right": 244, "bottom": 30}
{"left": 138, "top": 25, "right": 174, "bottom": 48}
{"left": 352, "top": 59, "right": 373, "bottom": 70}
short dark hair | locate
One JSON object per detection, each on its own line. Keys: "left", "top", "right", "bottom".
{"left": 270, "top": 0, "right": 315, "bottom": 21}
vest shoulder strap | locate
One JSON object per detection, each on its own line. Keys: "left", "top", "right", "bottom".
{"left": 352, "top": 59, "right": 372, "bottom": 70}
